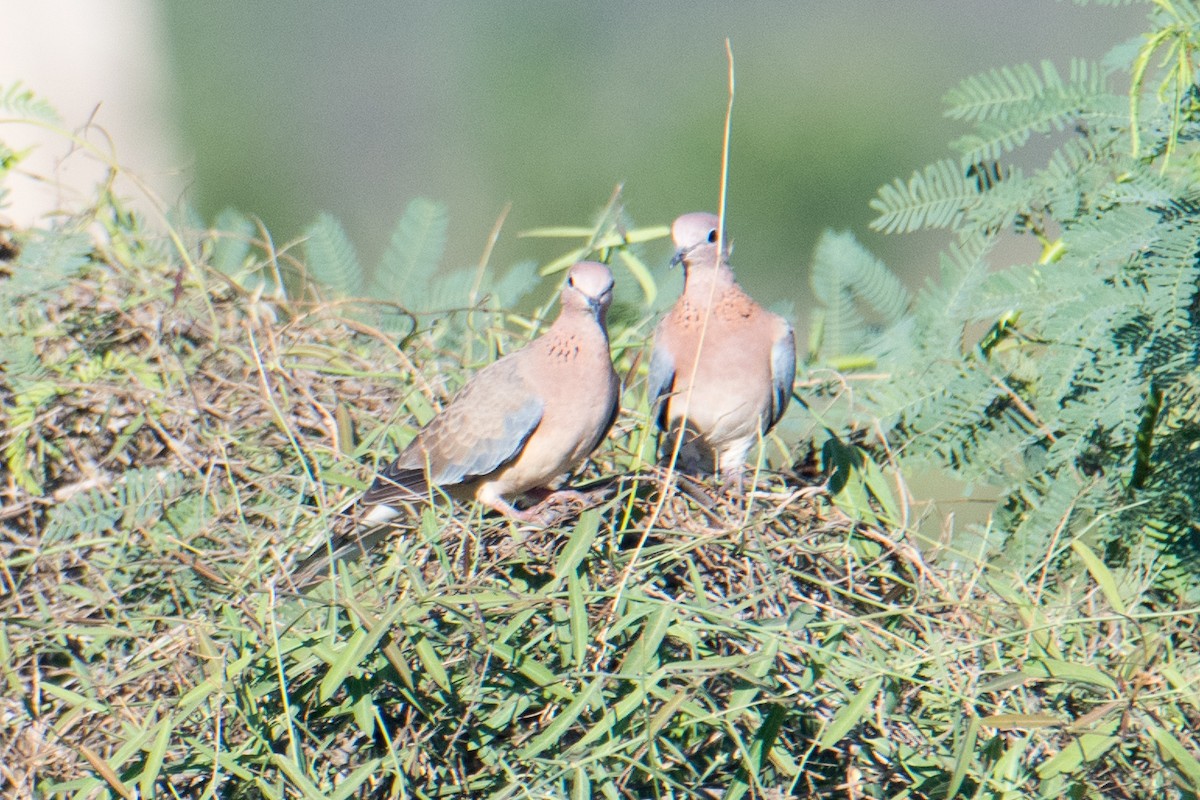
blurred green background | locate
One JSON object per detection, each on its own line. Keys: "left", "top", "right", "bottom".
{"left": 138, "top": 4, "right": 1154, "bottom": 312}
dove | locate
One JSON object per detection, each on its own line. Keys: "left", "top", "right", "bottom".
{"left": 646, "top": 212, "right": 796, "bottom": 489}
{"left": 290, "top": 261, "right": 620, "bottom": 587}
{"left": 359, "top": 260, "right": 620, "bottom": 524}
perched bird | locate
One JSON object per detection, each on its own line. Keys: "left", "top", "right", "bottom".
{"left": 291, "top": 261, "right": 620, "bottom": 585}
{"left": 647, "top": 212, "right": 796, "bottom": 489}
{"left": 361, "top": 260, "right": 620, "bottom": 524}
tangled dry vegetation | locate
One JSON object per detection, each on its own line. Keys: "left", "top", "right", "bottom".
{"left": 1, "top": 200, "right": 1198, "bottom": 800}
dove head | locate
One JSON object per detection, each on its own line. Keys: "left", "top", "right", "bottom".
{"left": 561, "top": 261, "right": 615, "bottom": 317}
{"left": 671, "top": 212, "right": 723, "bottom": 251}
{"left": 670, "top": 212, "right": 731, "bottom": 276}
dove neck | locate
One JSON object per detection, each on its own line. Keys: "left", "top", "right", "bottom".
{"left": 552, "top": 300, "right": 610, "bottom": 342}
{"left": 682, "top": 252, "right": 736, "bottom": 296}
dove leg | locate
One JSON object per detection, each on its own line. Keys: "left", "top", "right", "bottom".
{"left": 475, "top": 483, "right": 533, "bottom": 520}
{"left": 518, "top": 489, "right": 593, "bottom": 526}
{"left": 528, "top": 488, "right": 591, "bottom": 509}
{"left": 718, "top": 437, "right": 754, "bottom": 494}
{"left": 476, "top": 482, "right": 578, "bottom": 524}
{"left": 521, "top": 486, "right": 590, "bottom": 504}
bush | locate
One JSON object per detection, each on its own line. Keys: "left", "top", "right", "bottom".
{"left": 3, "top": 4, "right": 1200, "bottom": 797}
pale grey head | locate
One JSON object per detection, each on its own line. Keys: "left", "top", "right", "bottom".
{"left": 671, "top": 212, "right": 722, "bottom": 250}
{"left": 561, "top": 260, "right": 615, "bottom": 315}
{"left": 670, "top": 212, "right": 730, "bottom": 271}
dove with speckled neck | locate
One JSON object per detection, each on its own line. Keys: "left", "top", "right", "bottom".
{"left": 647, "top": 213, "right": 796, "bottom": 488}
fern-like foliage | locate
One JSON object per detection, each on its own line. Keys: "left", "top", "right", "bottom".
{"left": 0, "top": 334, "right": 43, "bottom": 386}
{"left": 208, "top": 208, "right": 258, "bottom": 281}
{"left": 946, "top": 60, "right": 1123, "bottom": 162}
{"left": 42, "top": 469, "right": 187, "bottom": 544}
{"left": 296, "top": 196, "right": 664, "bottom": 339}
{"left": 846, "top": 6, "right": 1200, "bottom": 586}
{"left": 0, "top": 84, "right": 60, "bottom": 215}
{"left": 2, "top": 229, "right": 93, "bottom": 302}
{"left": 289, "top": 198, "right": 548, "bottom": 346}
{"left": 0, "top": 82, "right": 61, "bottom": 124}
{"left": 808, "top": 230, "right": 910, "bottom": 364}
{"left": 372, "top": 196, "right": 449, "bottom": 305}
{"left": 305, "top": 212, "right": 364, "bottom": 298}
{"left": 868, "top": 158, "right": 980, "bottom": 235}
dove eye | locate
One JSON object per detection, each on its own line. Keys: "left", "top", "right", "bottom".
{"left": 707, "top": 229, "right": 718, "bottom": 243}
{"left": 567, "top": 275, "right": 575, "bottom": 288}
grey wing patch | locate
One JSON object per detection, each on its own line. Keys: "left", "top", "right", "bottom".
{"left": 360, "top": 360, "right": 544, "bottom": 507}
{"left": 645, "top": 340, "right": 676, "bottom": 431}
{"left": 431, "top": 396, "right": 543, "bottom": 484}
{"left": 767, "top": 321, "right": 797, "bottom": 430}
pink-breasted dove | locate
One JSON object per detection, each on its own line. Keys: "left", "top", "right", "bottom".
{"left": 290, "top": 261, "right": 620, "bottom": 586}
{"left": 647, "top": 212, "right": 796, "bottom": 488}
{"left": 359, "top": 260, "right": 620, "bottom": 524}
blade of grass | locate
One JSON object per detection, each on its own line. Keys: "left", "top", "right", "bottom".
{"left": 137, "top": 713, "right": 174, "bottom": 799}
{"left": 817, "top": 676, "right": 882, "bottom": 750}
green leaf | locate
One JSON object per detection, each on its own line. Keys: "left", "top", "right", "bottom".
{"left": 809, "top": 229, "right": 910, "bottom": 362}
{"left": 568, "top": 570, "right": 588, "bottom": 669}
{"left": 319, "top": 601, "right": 407, "bottom": 702}
{"left": 1146, "top": 720, "right": 1200, "bottom": 787}
{"left": 1071, "top": 540, "right": 1128, "bottom": 615}
{"left": 946, "top": 715, "right": 981, "bottom": 799}
{"left": 137, "top": 713, "right": 174, "bottom": 799}
{"left": 519, "top": 226, "right": 598, "bottom": 238}
{"left": 209, "top": 207, "right": 257, "bottom": 280}
{"left": 822, "top": 434, "right": 897, "bottom": 525}
{"left": 304, "top": 212, "right": 363, "bottom": 298}
{"left": 1023, "top": 659, "right": 1118, "bottom": 692}
{"left": 944, "top": 62, "right": 1049, "bottom": 123}
{"left": 520, "top": 224, "right": 669, "bottom": 245}
{"left": 408, "top": 626, "right": 451, "bottom": 693}
{"left": 548, "top": 509, "right": 600, "bottom": 592}
{"left": 42, "top": 468, "right": 185, "bottom": 544}
{"left": 817, "top": 676, "right": 882, "bottom": 749}
{"left": 617, "top": 605, "right": 672, "bottom": 677}
{"left": 980, "top": 713, "right": 1063, "bottom": 729}
{"left": 4, "top": 229, "right": 92, "bottom": 298}
{"left": 271, "top": 754, "right": 326, "bottom": 799}
{"left": 727, "top": 702, "right": 789, "bottom": 800}
{"left": 869, "top": 158, "right": 978, "bottom": 234}
{"left": 329, "top": 757, "right": 385, "bottom": 800}
{"left": 616, "top": 248, "right": 657, "bottom": 306}
{"left": 571, "top": 766, "right": 591, "bottom": 800}
{"left": 0, "top": 82, "right": 61, "bottom": 123}
{"left": 1035, "top": 719, "right": 1120, "bottom": 779}
{"left": 486, "top": 640, "right": 574, "bottom": 702}
{"left": 376, "top": 197, "right": 448, "bottom": 302}
{"left": 519, "top": 676, "right": 604, "bottom": 759}
{"left": 538, "top": 245, "right": 589, "bottom": 278}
